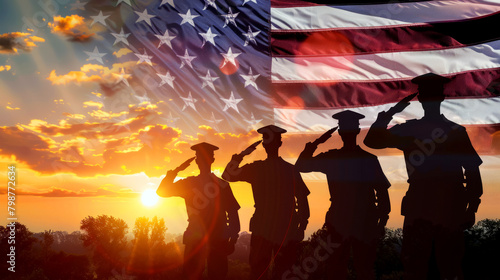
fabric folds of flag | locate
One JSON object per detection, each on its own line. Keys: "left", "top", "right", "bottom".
{"left": 270, "top": 0, "right": 500, "bottom": 144}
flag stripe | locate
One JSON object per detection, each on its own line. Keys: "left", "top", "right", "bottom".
{"left": 271, "top": 0, "right": 500, "bottom": 31}
{"left": 274, "top": 96, "right": 500, "bottom": 132}
{"left": 271, "top": 12, "right": 500, "bottom": 56}
{"left": 273, "top": 69, "right": 500, "bottom": 109}
{"left": 271, "top": 39, "right": 500, "bottom": 82}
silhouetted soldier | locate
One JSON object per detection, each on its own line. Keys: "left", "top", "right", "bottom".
{"left": 157, "top": 142, "right": 240, "bottom": 280}
{"left": 364, "top": 73, "right": 483, "bottom": 280}
{"left": 222, "top": 125, "right": 310, "bottom": 280}
{"left": 296, "top": 110, "right": 391, "bottom": 280}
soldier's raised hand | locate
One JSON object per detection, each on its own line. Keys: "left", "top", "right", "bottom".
{"left": 312, "top": 127, "right": 338, "bottom": 146}
{"left": 239, "top": 140, "right": 262, "bottom": 157}
{"left": 386, "top": 92, "right": 418, "bottom": 116}
{"left": 172, "top": 157, "right": 195, "bottom": 173}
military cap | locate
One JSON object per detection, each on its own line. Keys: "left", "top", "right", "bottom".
{"left": 332, "top": 110, "right": 365, "bottom": 130}
{"left": 412, "top": 73, "right": 451, "bottom": 98}
{"left": 191, "top": 142, "right": 219, "bottom": 156}
{"left": 257, "top": 125, "right": 287, "bottom": 143}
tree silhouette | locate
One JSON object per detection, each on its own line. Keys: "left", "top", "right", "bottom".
{"left": 80, "top": 215, "right": 129, "bottom": 279}
{"left": 128, "top": 216, "right": 182, "bottom": 279}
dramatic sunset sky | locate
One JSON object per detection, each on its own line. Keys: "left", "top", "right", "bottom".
{"left": 1, "top": 0, "right": 499, "bottom": 238}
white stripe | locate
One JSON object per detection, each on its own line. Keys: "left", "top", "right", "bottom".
{"left": 271, "top": 0, "right": 500, "bottom": 31}
{"left": 274, "top": 97, "right": 500, "bottom": 132}
{"left": 271, "top": 40, "right": 500, "bottom": 82}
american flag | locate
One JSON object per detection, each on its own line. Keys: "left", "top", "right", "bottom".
{"left": 77, "top": 0, "right": 500, "bottom": 142}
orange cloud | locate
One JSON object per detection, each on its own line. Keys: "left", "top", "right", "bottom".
{"left": 49, "top": 15, "right": 95, "bottom": 42}
{"left": 47, "top": 69, "right": 101, "bottom": 85}
{"left": 0, "top": 187, "right": 139, "bottom": 198}
{"left": 83, "top": 100, "right": 103, "bottom": 109}
{"left": 5, "top": 102, "right": 20, "bottom": 110}
{"left": 113, "top": 48, "right": 132, "bottom": 58}
{"left": 0, "top": 65, "right": 11, "bottom": 72}
{"left": 0, "top": 32, "right": 45, "bottom": 54}
{"left": 47, "top": 62, "right": 136, "bottom": 85}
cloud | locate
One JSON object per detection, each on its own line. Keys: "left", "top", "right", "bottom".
{"left": 5, "top": 102, "right": 20, "bottom": 110}
{"left": 49, "top": 15, "right": 95, "bottom": 42}
{"left": 0, "top": 32, "right": 45, "bottom": 54}
{"left": 0, "top": 126, "right": 100, "bottom": 176}
{"left": 0, "top": 65, "right": 11, "bottom": 71}
{"left": 83, "top": 100, "right": 104, "bottom": 109}
{"left": 0, "top": 187, "right": 139, "bottom": 198}
{"left": 62, "top": 112, "right": 86, "bottom": 120}
{"left": 47, "top": 69, "right": 101, "bottom": 85}
{"left": 113, "top": 48, "right": 132, "bottom": 58}
{"left": 28, "top": 104, "right": 161, "bottom": 139}
{"left": 46, "top": 62, "right": 136, "bottom": 85}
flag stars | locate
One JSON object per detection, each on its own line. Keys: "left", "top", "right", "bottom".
{"left": 200, "top": 70, "right": 219, "bottom": 91}
{"left": 181, "top": 92, "right": 198, "bottom": 111}
{"left": 84, "top": 46, "right": 106, "bottom": 64}
{"left": 155, "top": 29, "right": 176, "bottom": 49}
{"left": 113, "top": 68, "right": 131, "bottom": 87}
{"left": 111, "top": 28, "right": 130, "bottom": 46}
{"left": 245, "top": 112, "right": 263, "bottom": 126}
{"left": 70, "top": 0, "right": 87, "bottom": 11}
{"left": 163, "top": 112, "right": 180, "bottom": 126}
{"left": 135, "top": 50, "right": 153, "bottom": 66}
{"left": 221, "top": 47, "right": 241, "bottom": 68}
{"left": 116, "top": 0, "right": 132, "bottom": 6}
{"left": 179, "top": 9, "right": 199, "bottom": 27}
{"left": 207, "top": 112, "right": 223, "bottom": 130}
{"left": 177, "top": 49, "right": 197, "bottom": 69}
{"left": 221, "top": 92, "right": 243, "bottom": 113}
{"left": 242, "top": 0, "right": 257, "bottom": 6}
{"left": 157, "top": 71, "right": 176, "bottom": 88}
{"left": 203, "top": 0, "right": 217, "bottom": 10}
{"left": 199, "top": 27, "right": 218, "bottom": 47}
{"left": 90, "top": 11, "right": 110, "bottom": 27}
{"left": 159, "top": 0, "right": 175, "bottom": 8}
{"left": 222, "top": 8, "right": 239, "bottom": 28}
{"left": 243, "top": 26, "right": 261, "bottom": 46}
{"left": 240, "top": 67, "right": 260, "bottom": 90}
{"left": 135, "top": 9, "right": 156, "bottom": 27}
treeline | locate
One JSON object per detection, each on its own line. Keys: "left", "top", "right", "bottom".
{"left": 1, "top": 218, "right": 499, "bottom": 279}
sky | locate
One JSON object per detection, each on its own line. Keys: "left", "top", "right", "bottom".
{"left": 0, "top": 0, "right": 499, "bottom": 238}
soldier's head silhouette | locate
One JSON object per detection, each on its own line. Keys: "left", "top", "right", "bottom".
{"left": 191, "top": 142, "right": 219, "bottom": 173}
{"left": 412, "top": 73, "right": 451, "bottom": 103}
{"left": 333, "top": 110, "right": 365, "bottom": 146}
{"left": 257, "top": 125, "right": 286, "bottom": 156}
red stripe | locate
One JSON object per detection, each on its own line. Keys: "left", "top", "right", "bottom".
{"left": 272, "top": 69, "right": 500, "bottom": 108}
{"left": 271, "top": 12, "right": 500, "bottom": 56}
{"left": 271, "top": 25, "right": 463, "bottom": 56}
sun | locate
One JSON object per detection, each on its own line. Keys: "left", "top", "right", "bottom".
{"left": 141, "top": 189, "right": 159, "bottom": 207}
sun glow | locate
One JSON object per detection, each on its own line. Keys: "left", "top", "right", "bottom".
{"left": 141, "top": 189, "right": 159, "bottom": 207}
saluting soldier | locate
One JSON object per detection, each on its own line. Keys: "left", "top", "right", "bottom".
{"left": 364, "top": 73, "right": 483, "bottom": 280}
{"left": 222, "top": 125, "right": 310, "bottom": 280}
{"left": 157, "top": 142, "right": 240, "bottom": 280}
{"left": 296, "top": 110, "right": 391, "bottom": 280}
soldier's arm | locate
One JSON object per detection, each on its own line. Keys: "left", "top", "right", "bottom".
{"left": 227, "top": 208, "right": 241, "bottom": 239}
{"left": 376, "top": 188, "right": 391, "bottom": 227}
{"left": 156, "top": 170, "right": 179, "bottom": 197}
{"left": 157, "top": 157, "right": 194, "bottom": 197}
{"left": 465, "top": 166, "right": 483, "bottom": 213}
{"left": 296, "top": 128, "right": 337, "bottom": 172}
{"left": 222, "top": 141, "right": 261, "bottom": 182}
{"left": 295, "top": 172, "right": 310, "bottom": 233}
{"left": 222, "top": 154, "right": 245, "bottom": 182}
{"left": 364, "top": 93, "right": 417, "bottom": 149}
